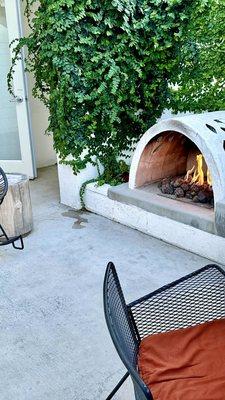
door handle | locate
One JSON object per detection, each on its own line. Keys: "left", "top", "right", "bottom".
{"left": 9, "top": 96, "right": 23, "bottom": 103}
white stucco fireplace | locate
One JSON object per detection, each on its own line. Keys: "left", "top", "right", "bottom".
{"left": 127, "top": 111, "right": 225, "bottom": 237}
{"left": 61, "top": 111, "right": 225, "bottom": 264}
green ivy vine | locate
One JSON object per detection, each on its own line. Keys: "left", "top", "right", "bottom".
{"left": 8, "top": 0, "right": 194, "bottom": 181}
{"left": 8, "top": 0, "right": 224, "bottom": 188}
{"left": 170, "top": 0, "right": 225, "bottom": 113}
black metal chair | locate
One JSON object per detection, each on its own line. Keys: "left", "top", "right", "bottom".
{"left": 103, "top": 262, "right": 225, "bottom": 400}
{"left": 0, "top": 167, "right": 24, "bottom": 250}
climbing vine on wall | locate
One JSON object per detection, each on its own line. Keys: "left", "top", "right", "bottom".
{"left": 9, "top": 0, "right": 194, "bottom": 180}
{"left": 170, "top": 0, "right": 225, "bottom": 113}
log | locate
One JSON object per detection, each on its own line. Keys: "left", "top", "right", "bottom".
{"left": 0, "top": 174, "right": 33, "bottom": 237}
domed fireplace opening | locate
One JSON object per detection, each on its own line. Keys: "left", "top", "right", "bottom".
{"left": 135, "top": 131, "right": 214, "bottom": 208}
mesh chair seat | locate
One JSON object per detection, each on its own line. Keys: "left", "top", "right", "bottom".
{"left": 0, "top": 167, "right": 24, "bottom": 250}
{"left": 103, "top": 263, "right": 225, "bottom": 400}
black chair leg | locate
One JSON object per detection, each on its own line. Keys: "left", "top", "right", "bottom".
{"left": 12, "top": 236, "right": 24, "bottom": 250}
{"left": 0, "top": 224, "right": 8, "bottom": 239}
{"left": 106, "top": 372, "right": 130, "bottom": 400}
{"left": 0, "top": 224, "right": 24, "bottom": 250}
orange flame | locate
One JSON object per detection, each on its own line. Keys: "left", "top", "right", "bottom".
{"left": 185, "top": 154, "right": 212, "bottom": 186}
{"left": 207, "top": 169, "right": 212, "bottom": 186}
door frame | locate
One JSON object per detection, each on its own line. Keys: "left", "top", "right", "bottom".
{"left": 1, "top": 0, "right": 36, "bottom": 178}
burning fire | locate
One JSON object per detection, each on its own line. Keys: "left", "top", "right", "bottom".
{"left": 160, "top": 152, "right": 213, "bottom": 205}
{"left": 185, "top": 154, "right": 212, "bottom": 186}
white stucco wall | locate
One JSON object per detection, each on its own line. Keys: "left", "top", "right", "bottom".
{"left": 22, "top": 8, "right": 57, "bottom": 169}
{"left": 26, "top": 74, "right": 57, "bottom": 168}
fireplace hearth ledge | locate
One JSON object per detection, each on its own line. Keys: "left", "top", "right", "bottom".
{"left": 84, "top": 182, "right": 225, "bottom": 265}
{"left": 108, "top": 183, "right": 215, "bottom": 235}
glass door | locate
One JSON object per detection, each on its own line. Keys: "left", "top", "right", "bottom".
{"left": 0, "top": 0, "right": 36, "bottom": 178}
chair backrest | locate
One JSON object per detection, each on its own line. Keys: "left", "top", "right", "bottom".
{"left": 0, "top": 167, "right": 8, "bottom": 205}
{"left": 103, "top": 262, "right": 153, "bottom": 400}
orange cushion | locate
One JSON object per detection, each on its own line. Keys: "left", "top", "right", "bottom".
{"left": 138, "top": 318, "right": 225, "bottom": 400}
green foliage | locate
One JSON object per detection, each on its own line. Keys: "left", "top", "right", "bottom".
{"left": 9, "top": 0, "right": 193, "bottom": 177}
{"left": 170, "top": 0, "right": 225, "bottom": 112}
{"left": 79, "top": 177, "right": 99, "bottom": 209}
{"left": 79, "top": 158, "right": 129, "bottom": 208}
{"left": 98, "top": 158, "right": 130, "bottom": 186}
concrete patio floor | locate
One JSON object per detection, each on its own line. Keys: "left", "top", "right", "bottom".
{"left": 0, "top": 166, "right": 219, "bottom": 400}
